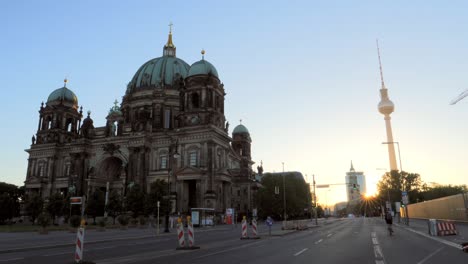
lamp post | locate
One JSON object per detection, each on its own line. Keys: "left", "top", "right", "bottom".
{"left": 164, "top": 139, "right": 180, "bottom": 233}
{"left": 282, "top": 162, "right": 286, "bottom": 221}
{"left": 381, "top": 142, "right": 409, "bottom": 225}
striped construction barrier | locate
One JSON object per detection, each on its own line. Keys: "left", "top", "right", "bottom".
{"left": 251, "top": 219, "right": 260, "bottom": 239}
{"left": 462, "top": 242, "right": 468, "bottom": 252}
{"left": 241, "top": 216, "right": 248, "bottom": 239}
{"left": 74, "top": 221, "right": 86, "bottom": 263}
{"left": 187, "top": 216, "right": 195, "bottom": 248}
{"left": 437, "top": 221, "right": 457, "bottom": 236}
{"left": 177, "top": 218, "right": 185, "bottom": 249}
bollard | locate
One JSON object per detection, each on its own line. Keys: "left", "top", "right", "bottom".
{"left": 187, "top": 216, "right": 195, "bottom": 247}
{"left": 74, "top": 219, "right": 86, "bottom": 263}
{"left": 186, "top": 216, "right": 200, "bottom": 249}
{"left": 240, "top": 216, "right": 248, "bottom": 239}
{"left": 251, "top": 218, "right": 260, "bottom": 239}
{"left": 176, "top": 217, "right": 185, "bottom": 249}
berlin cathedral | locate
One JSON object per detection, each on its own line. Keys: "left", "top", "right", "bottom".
{"left": 24, "top": 28, "right": 261, "bottom": 217}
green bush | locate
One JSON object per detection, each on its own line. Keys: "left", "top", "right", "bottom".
{"left": 37, "top": 213, "right": 51, "bottom": 228}
{"left": 138, "top": 215, "right": 147, "bottom": 225}
{"left": 70, "top": 215, "right": 81, "bottom": 228}
{"left": 98, "top": 217, "right": 107, "bottom": 227}
{"left": 117, "top": 215, "right": 129, "bottom": 226}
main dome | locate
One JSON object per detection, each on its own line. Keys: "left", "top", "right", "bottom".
{"left": 127, "top": 56, "right": 190, "bottom": 92}
{"left": 126, "top": 31, "right": 190, "bottom": 93}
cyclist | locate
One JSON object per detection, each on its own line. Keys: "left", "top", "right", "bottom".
{"left": 385, "top": 209, "right": 393, "bottom": 235}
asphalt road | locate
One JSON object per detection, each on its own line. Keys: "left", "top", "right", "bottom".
{"left": 0, "top": 218, "right": 466, "bottom": 264}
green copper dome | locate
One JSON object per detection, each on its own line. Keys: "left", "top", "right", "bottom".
{"left": 126, "top": 31, "right": 190, "bottom": 93}
{"left": 127, "top": 56, "right": 190, "bottom": 93}
{"left": 233, "top": 124, "right": 249, "bottom": 134}
{"left": 47, "top": 86, "right": 78, "bottom": 109}
{"left": 188, "top": 59, "right": 219, "bottom": 78}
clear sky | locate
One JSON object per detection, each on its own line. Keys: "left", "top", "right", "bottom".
{"left": 1, "top": 0, "right": 467, "bottom": 206}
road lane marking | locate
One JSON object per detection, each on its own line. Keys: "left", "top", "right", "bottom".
{"left": 371, "top": 232, "right": 386, "bottom": 264}
{"left": 373, "top": 245, "right": 384, "bottom": 259}
{"left": 294, "top": 248, "right": 308, "bottom": 256}
{"left": 327, "top": 233, "right": 333, "bottom": 237}
{"left": 314, "top": 239, "right": 323, "bottom": 244}
{"left": 42, "top": 251, "right": 70, "bottom": 257}
{"left": 0, "top": 257, "right": 24, "bottom": 262}
{"left": 195, "top": 240, "right": 264, "bottom": 259}
{"left": 372, "top": 237, "right": 379, "bottom": 245}
{"left": 416, "top": 247, "right": 443, "bottom": 264}
{"left": 89, "top": 246, "right": 116, "bottom": 250}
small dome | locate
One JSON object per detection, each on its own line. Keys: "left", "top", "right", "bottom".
{"left": 127, "top": 56, "right": 190, "bottom": 93}
{"left": 47, "top": 86, "right": 78, "bottom": 109}
{"left": 233, "top": 124, "right": 249, "bottom": 135}
{"left": 188, "top": 59, "right": 219, "bottom": 78}
{"left": 108, "top": 100, "right": 122, "bottom": 116}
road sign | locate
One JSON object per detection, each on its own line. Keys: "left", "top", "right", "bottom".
{"left": 402, "top": 191, "right": 409, "bottom": 205}
{"left": 402, "top": 194, "right": 409, "bottom": 205}
{"left": 266, "top": 217, "right": 273, "bottom": 227}
{"left": 70, "top": 197, "right": 82, "bottom": 205}
{"left": 386, "top": 201, "right": 391, "bottom": 209}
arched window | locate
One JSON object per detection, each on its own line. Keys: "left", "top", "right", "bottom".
{"left": 160, "top": 155, "right": 168, "bottom": 169}
{"left": 191, "top": 93, "right": 200, "bottom": 109}
{"left": 189, "top": 151, "right": 198, "bottom": 167}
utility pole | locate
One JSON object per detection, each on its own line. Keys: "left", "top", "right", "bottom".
{"left": 282, "top": 162, "right": 286, "bottom": 221}
{"left": 313, "top": 174, "right": 318, "bottom": 225}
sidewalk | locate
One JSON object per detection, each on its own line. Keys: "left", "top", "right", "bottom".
{"left": 395, "top": 218, "right": 468, "bottom": 249}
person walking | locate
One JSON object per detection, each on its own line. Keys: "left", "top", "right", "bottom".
{"left": 385, "top": 209, "right": 393, "bottom": 236}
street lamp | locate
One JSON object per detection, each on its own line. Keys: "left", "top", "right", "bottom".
{"left": 282, "top": 162, "right": 286, "bottom": 221}
{"left": 381, "top": 142, "right": 409, "bottom": 225}
{"left": 164, "top": 139, "right": 180, "bottom": 233}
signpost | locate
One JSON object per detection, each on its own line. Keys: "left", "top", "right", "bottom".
{"left": 157, "top": 201, "right": 160, "bottom": 235}
{"left": 402, "top": 191, "right": 410, "bottom": 225}
{"left": 266, "top": 216, "right": 273, "bottom": 236}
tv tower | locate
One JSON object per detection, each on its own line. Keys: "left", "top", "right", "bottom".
{"left": 376, "top": 40, "right": 398, "bottom": 171}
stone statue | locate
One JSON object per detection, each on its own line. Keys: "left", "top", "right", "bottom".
{"left": 111, "top": 122, "right": 116, "bottom": 136}
{"left": 225, "top": 121, "right": 229, "bottom": 132}
{"left": 31, "top": 135, "right": 36, "bottom": 144}
{"left": 257, "top": 165, "right": 263, "bottom": 175}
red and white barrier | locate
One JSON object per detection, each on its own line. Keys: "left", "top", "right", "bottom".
{"left": 437, "top": 221, "right": 457, "bottom": 236}
{"left": 74, "top": 227, "right": 85, "bottom": 263}
{"left": 187, "top": 216, "right": 195, "bottom": 247}
{"left": 241, "top": 216, "right": 248, "bottom": 239}
{"left": 177, "top": 218, "right": 185, "bottom": 248}
{"left": 251, "top": 219, "right": 258, "bottom": 238}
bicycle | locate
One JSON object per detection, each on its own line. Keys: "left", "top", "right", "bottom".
{"left": 387, "top": 224, "right": 394, "bottom": 236}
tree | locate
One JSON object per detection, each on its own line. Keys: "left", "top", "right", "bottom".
{"left": 145, "top": 180, "right": 169, "bottom": 217}
{"left": 376, "top": 170, "right": 422, "bottom": 209}
{"left": 24, "top": 193, "right": 44, "bottom": 224}
{"left": 125, "top": 184, "right": 146, "bottom": 218}
{"left": 0, "top": 182, "right": 22, "bottom": 224}
{"left": 106, "top": 190, "right": 123, "bottom": 224}
{"left": 86, "top": 189, "right": 105, "bottom": 224}
{"left": 46, "top": 193, "right": 64, "bottom": 225}
{"left": 418, "top": 184, "right": 467, "bottom": 202}
{"left": 257, "top": 172, "right": 312, "bottom": 220}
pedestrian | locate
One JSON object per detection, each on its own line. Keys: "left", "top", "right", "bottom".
{"left": 385, "top": 209, "right": 393, "bottom": 235}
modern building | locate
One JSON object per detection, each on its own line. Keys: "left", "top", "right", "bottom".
{"left": 345, "top": 161, "right": 366, "bottom": 202}
{"left": 24, "top": 27, "right": 261, "bottom": 217}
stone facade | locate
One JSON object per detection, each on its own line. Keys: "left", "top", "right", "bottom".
{"left": 24, "top": 30, "right": 261, "bottom": 216}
